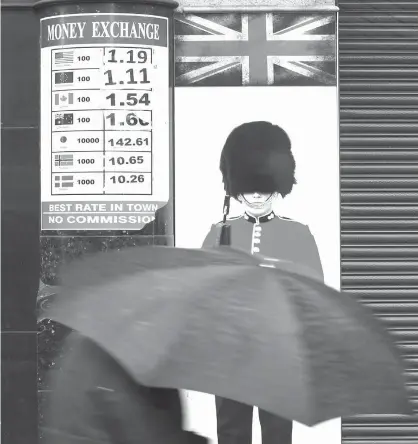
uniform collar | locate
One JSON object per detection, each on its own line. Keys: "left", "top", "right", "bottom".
{"left": 244, "top": 211, "right": 275, "bottom": 224}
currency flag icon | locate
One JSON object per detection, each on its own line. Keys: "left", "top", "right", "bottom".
{"left": 54, "top": 154, "right": 74, "bottom": 167}
{"left": 54, "top": 51, "right": 74, "bottom": 66}
{"left": 54, "top": 175, "right": 74, "bottom": 188}
{"left": 54, "top": 92, "right": 74, "bottom": 106}
{"left": 55, "top": 113, "right": 73, "bottom": 126}
{"left": 54, "top": 71, "right": 74, "bottom": 85}
{"left": 60, "top": 136, "right": 67, "bottom": 143}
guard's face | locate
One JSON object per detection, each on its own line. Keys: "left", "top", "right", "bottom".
{"left": 240, "top": 192, "right": 274, "bottom": 209}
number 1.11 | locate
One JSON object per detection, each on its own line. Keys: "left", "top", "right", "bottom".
{"left": 104, "top": 69, "right": 150, "bottom": 86}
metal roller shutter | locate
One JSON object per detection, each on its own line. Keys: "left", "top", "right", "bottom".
{"left": 338, "top": 0, "right": 418, "bottom": 443}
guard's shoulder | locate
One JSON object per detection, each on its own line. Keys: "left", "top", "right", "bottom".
{"left": 275, "top": 214, "right": 294, "bottom": 222}
{"left": 275, "top": 215, "right": 308, "bottom": 228}
{"left": 228, "top": 215, "right": 243, "bottom": 221}
{"left": 214, "top": 215, "right": 243, "bottom": 226}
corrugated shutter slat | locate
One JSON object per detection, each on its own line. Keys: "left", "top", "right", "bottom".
{"left": 339, "top": 0, "right": 418, "bottom": 443}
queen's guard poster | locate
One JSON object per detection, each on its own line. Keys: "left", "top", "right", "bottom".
{"left": 173, "top": 5, "right": 340, "bottom": 444}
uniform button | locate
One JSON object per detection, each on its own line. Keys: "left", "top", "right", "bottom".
{"left": 254, "top": 232, "right": 261, "bottom": 237}
{"left": 253, "top": 247, "right": 260, "bottom": 253}
{"left": 253, "top": 238, "right": 260, "bottom": 244}
{"left": 254, "top": 226, "right": 262, "bottom": 231}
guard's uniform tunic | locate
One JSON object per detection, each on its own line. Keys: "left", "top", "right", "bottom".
{"left": 202, "top": 211, "right": 323, "bottom": 444}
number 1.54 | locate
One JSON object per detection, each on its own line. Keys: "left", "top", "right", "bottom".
{"left": 106, "top": 92, "right": 150, "bottom": 107}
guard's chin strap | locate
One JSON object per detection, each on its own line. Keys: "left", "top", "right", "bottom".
{"left": 242, "top": 192, "right": 275, "bottom": 209}
{"left": 222, "top": 194, "right": 231, "bottom": 223}
{"left": 216, "top": 194, "right": 232, "bottom": 246}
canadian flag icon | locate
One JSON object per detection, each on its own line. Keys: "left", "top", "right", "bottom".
{"left": 54, "top": 92, "right": 74, "bottom": 106}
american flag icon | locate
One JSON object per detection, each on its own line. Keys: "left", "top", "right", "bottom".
{"left": 54, "top": 175, "right": 74, "bottom": 188}
{"left": 54, "top": 50, "right": 74, "bottom": 66}
{"left": 54, "top": 154, "right": 73, "bottom": 167}
{"left": 175, "top": 13, "right": 336, "bottom": 86}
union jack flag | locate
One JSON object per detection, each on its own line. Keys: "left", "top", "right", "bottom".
{"left": 175, "top": 13, "right": 336, "bottom": 87}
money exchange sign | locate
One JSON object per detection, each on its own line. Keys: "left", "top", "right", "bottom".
{"left": 40, "top": 14, "right": 170, "bottom": 230}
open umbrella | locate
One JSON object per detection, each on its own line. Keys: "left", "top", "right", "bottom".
{"left": 42, "top": 245, "right": 412, "bottom": 426}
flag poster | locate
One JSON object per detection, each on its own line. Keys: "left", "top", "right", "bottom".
{"left": 173, "top": 12, "right": 340, "bottom": 444}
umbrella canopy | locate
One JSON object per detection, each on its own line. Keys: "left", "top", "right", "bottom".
{"left": 43, "top": 245, "right": 412, "bottom": 426}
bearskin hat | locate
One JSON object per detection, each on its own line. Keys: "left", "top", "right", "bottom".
{"left": 220, "top": 121, "right": 296, "bottom": 198}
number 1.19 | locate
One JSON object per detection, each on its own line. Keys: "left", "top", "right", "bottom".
{"left": 108, "top": 49, "right": 149, "bottom": 64}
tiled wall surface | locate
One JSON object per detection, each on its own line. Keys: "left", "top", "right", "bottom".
{"left": 2, "top": 8, "right": 40, "bottom": 444}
